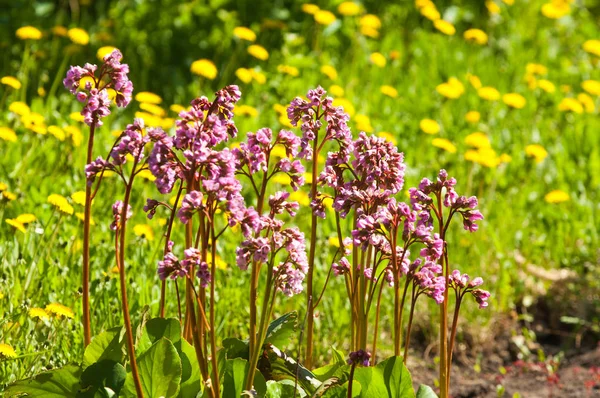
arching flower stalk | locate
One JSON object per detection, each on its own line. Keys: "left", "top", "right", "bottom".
{"left": 63, "top": 49, "right": 132, "bottom": 346}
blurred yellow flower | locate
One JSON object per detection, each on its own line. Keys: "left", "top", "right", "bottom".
{"left": 133, "top": 224, "right": 154, "bottom": 241}
{"left": 486, "top": 0, "right": 501, "bottom": 14}
{"left": 541, "top": 1, "right": 570, "bottom": 19}
{"left": 478, "top": 86, "right": 501, "bottom": 101}
{"left": 170, "top": 104, "right": 186, "bottom": 114}
{"left": 420, "top": 5, "right": 440, "bottom": 21}
{"left": 137, "top": 170, "right": 156, "bottom": 182}
{"left": 96, "top": 46, "right": 116, "bottom": 61}
{"left": 52, "top": 26, "right": 68, "bottom": 37}
{"left": 582, "top": 40, "right": 600, "bottom": 57}
{"left": 544, "top": 190, "right": 570, "bottom": 203}
{"left": 464, "top": 29, "right": 488, "bottom": 45}
{"left": 272, "top": 174, "right": 291, "bottom": 185}
{"left": 420, "top": 119, "right": 440, "bottom": 134}
{"left": 48, "top": 194, "right": 74, "bottom": 215}
{"left": 71, "top": 191, "right": 86, "bottom": 206}
{"left": 289, "top": 190, "right": 310, "bottom": 206}
{"left": 465, "top": 132, "right": 491, "bottom": 149}
{"left": 16, "top": 26, "right": 42, "bottom": 40}
{"left": 0, "top": 182, "right": 6, "bottom": 191}
{"left": 233, "top": 26, "right": 256, "bottom": 42}
{"left": 2, "top": 191, "right": 16, "bottom": 201}
{"left": 302, "top": 4, "right": 320, "bottom": 15}
{"left": 315, "top": 10, "right": 336, "bottom": 25}
{"left": 5, "top": 219, "right": 26, "bottom": 233}
{"left": 415, "top": 0, "right": 434, "bottom": 8}
{"left": 558, "top": 97, "right": 583, "bottom": 114}
{"left": 234, "top": 105, "right": 259, "bottom": 117}
{"left": 465, "top": 147, "right": 500, "bottom": 168}
{"left": 29, "top": 307, "right": 50, "bottom": 320}
{"left": 68, "top": 28, "right": 89, "bottom": 45}
{"left": 369, "top": 52, "right": 386, "bottom": 67}
{"left": 190, "top": 59, "right": 218, "bottom": 79}
{"left": 467, "top": 74, "right": 482, "bottom": 89}
{"left": 277, "top": 65, "right": 300, "bottom": 77}
{"left": 0, "top": 343, "right": 17, "bottom": 359}
{"left": 577, "top": 93, "right": 595, "bottom": 113}
{"left": 338, "top": 2, "right": 361, "bottom": 16}
{"left": 250, "top": 69, "right": 266, "bottom": 84}
{"left": 135, "top": 91, "right": 162, "bottom": 104}
{"left": 0, "top": 127, "right": 17, "bottom": 142}
{"left": 1, "top": 76, "right": 21, "bottom": 90}
{"left": 581, "top": 80, "right": 600, "bottom": 96}
{"left": 206, "top": 252, "right": 228, "bottom": 270}
{"left": 465, "top": 111, "right": 481, "bottom": 124}
{"left": 502, "top": 93, "right": 526, "bottom": 109}
{"left": 377, "top": 132, "right": 397, "bottom": 145}
{"left": 537, "top": 79, "right": 556, "bottom": 93}
{"left": 140, "top": 103, "right": 166, "bottom": 117}
{"left": 248, "top": 45, "right": 269, "bottom": 60}
{"left": 380, "top": 85, "right": 398, "bottom": 98}
{"left": 436, "top": 78, "right": 464, "bottom": 99}
{"left": 64, "top": 125, "right": 83, "bottom": 147}
{"left": 45, "top": 303, "right": 74, "bottom": 319}
{"left": 360, "top": 14, "right": 381, "bottom": 30}
{"left": 75, "top": 212, "right": 95, "bottom": 225}
{"left": 320, "top": 65, "right": 338, "bottom": 80}
{"left": 329, "top": 85, "right": 345, "bottom": 97}
{"left": 432, "top": 138, "right": 457, "bottom": 153}
{"left": 332, "top": 98, "right": 356, "bottom": 116}
{"left": 360, "top": 26, "right": 379, "bottom": 38}
{"left": 22, "top": 112, "right": 47, "bottom": 135}
{"left": 235, "top": 68, "right": 253, "bottom": 84}
{"left": 499, "top": 153, "right": 512, "bottom": 163}
{"left": 38, "top": 87, "right": 46, "bottom": 97}
{"left": 47, "top": 126, "right": 65, "bottom": 141}
{"left": 434, "top": 20, "right": 455, "bottom": 35}
{"left": 355, "top": 114, "right": 373, "bottom": 132}
{"left": 526, "top": 63, "right": 548, "bottom": 76}
{"left": 9, "top": 101, "right": 30, "bottom": 116}
{"left": 525, "top": 144, "right": 548, "bottom": 163}
{"left": 502, "top": 0, "right": 514, "bottom": 4}
{"left": 69, "top": 112, "right": 85, "bottom": 123}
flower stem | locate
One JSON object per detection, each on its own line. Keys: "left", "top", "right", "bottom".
{"left": 82, "top": 120, "right": 96, "bottom": 347}
{"left": 446, "top": 293, "right": 462, "bottom": 393}
{"left": 403, "top": 284, "right": 417, "bottom": 363}
{"left": 209, "top": 224, "right": 221, "bottom": 397}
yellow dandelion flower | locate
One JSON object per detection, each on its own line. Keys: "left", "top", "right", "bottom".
{"left": 465, "top": 111, "right": 481, "bottom": 124}
{"left": 329, "top": 85, "right": 344, "bottom": 97}
{"left": 133, "top": 224, "right": 154, "bottom": 241}
{"left": 582, "top": 40, "right": 600, "bottom": 57}
{"left": 45, "top": 303, "right": 75, "bottom": 319}
{"left": 328, "top": 236, "right": 341, "bottom": 247}
{"left": 544, "top": 190, "right": 570, "bottom": 203}
{"left": 537, "top": 79, "right": 556, "bottom": 93}
{"left": 170, "top": 104, "right": 186, "bottom": 114}
{"left": 16, "top": 26, "right": 42, "bottom": 40}
{"left": 271, "top": 174, "right": 292, "bottom": 185}
{"left": 338, "top": 2, "right": 361, "bottom": 16}
{"left": 289, "top": 190, "right": 310, "bottom": 206}
{"left": 434, "top": 20, "right": 456, "bottom": 35}
{"left": 250, "top": 69, "right": 266, "bottom": 84}
{"left": 380, "top": 85, "right": 398, "bottom": 98}
{"left": 302, "top": 4, "right": 320, "bottom": 15}
{"left": 355, "top": 114, "right": 373, "bottom": 132}
{"left": 190, "top": 59, "right": 218, "bottom": 79}
{"left": 16, "top": 214, "right": 36, "bottom": 224}
{"left": 137, "top": 169, "right": 156, "bottom": 182}
{"left": 235, "top": 68, "right": 253, "bottom": 84}
{"left": 577, "top": 93, "right": 595, "bottom": 113}
{"left": 320, "top": 65, "right": 338, "bottom": 80}
{"left": 248, "top": 45, "right": 269, "bottom": 61}
{"left": 63, "top": 125, "right": 82, "bottom": 147}
{"left": 377, "top": 132, "right": 397, "bottom": 145}
{"left": 135, "top": 91, "right": 162, "bottom": 104}
{"left": 206, "top": 252, "right": 228, "bottom": 270}
{"left": 582, "top": 80, "right": 600, "bottom": 96}
{"left": 1, "top": 76, "right": 21, "bottom": 90}
{"left": 464, "top": 29, "right": 488, "bottom": 45}
{"left": 432, "top": 138, "right": 457, "bottom": 153}
{"left": 0, "top": 343, "right": 17, "bottom": 358}
{"left": 29, "top": 307, "right": 50, "bottom": 320}
{"left": 139, "top": 102, "right": 166, "bottom": 117}
{"left": 558, "top": 97, "right": 583, "bottom": 114}
{"left": 2, "top": 191, "right": 17, "bottom": 201}
{"left": 467, "top": 74, "right": 482, "bottom": 90}
{"left": 135, "top": 112, "right": 162, "bottom": 127}
{"left": 47, "top": 126, "right": 66, "bottom": 141}
{"left": 234, "top": 105, "right": 259, "bottom": 117}
{"left": 465, "top": 147, "right": 500, "bottom": 168}
{"left": 486, "top": 0, "right": 501, "bottom": 14}
{"left": 420, "top": 5, "right": 441, "bottom": 21}
{"left": 52, "top": 26, "right": 68, "bottom": 36}
{"left": 436, "top": 80, "right": 464, "bottom": 99}
{"left": 360, "top": 25, "right": 380, "bottom": 38}
{"left": 69, "top": 112, "right": 85, "bottom": 123}
{"left": 502, "top": 93, "right": 526, "bottom": 109}
{"left": 315, "top": 10, "right": 336, "bottom": 25}
{"left": 9, "top": 101, "right": 30, "bottom": 116}
{"left": 0, "top": 182, "right": 6, "bottom": 191}
{"left": 526, "top": 63, "right": 548, "bottom": 76}
{"left": 369, "top": 52, "right": 386, "bottom": 68}
{"left": 96, "top": 46, "right": 116, "bottom": 61}
{"left": 420, "top": 119, "right": 440, "bottom": 135}
{"left": 360, "top": 14, "right": 381, "bottom": 30}
{"left": 277, "top": 65, "right": 300, "bottom": 77}
{"left": 271, "top": 145, "right": 290, "bottom": 159}
{"left": 415, "top": 0, "right": 434, "bottom": 8}
{"left": 541, "top": 2, "right": 570, "bottom": 19}
{"left": 465, "top": 132, "right": 491, "bottom": 149}
{"left": 332, "top": 98, "right": 356, "bottom": 117}
{"left": 273, "top": 104, "right": 287, "bottom": 115}
{"left": 478, "top": 86, "right": 501, "bottom": 101}
{"left": 0, "top": 127, "right": 17, "bottom": 142}
{"left": 48, "top": 194, "right": 74, "bottom": 215}
{"left": 503, "top": 0, "right": 514, "bottom": 4}
{"left": 5, "top": 219, "right": 26, "bottom": 233}
{"left": 71, "top": 191, "right": 86, "bottom": 206}
{"left": 68, "top": 28, "right": 89, "bottom": 45}
{"left": 499, "top": 153, "right": 512, "bottom": 163}
{"left": 233, "top": 26, "right": 256, "bottom": 42}
{"left": 525, "top": 144, "right": 548, "bottom": 163}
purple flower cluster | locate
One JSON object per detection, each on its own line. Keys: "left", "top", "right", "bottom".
{"left": 109, "top": 118, "right": 150, "bottom": 165}
{"left": 157, "top": 242, "right": 211, "bottom": 286}
{"left": 411, "top": 260, "right": 446, "bottom": 304}
{"left": 449, "top": 270, "right": 491, "bottom": 309}
{"left": 347, "top": 349, "right": 371, "bottom": 366}
{"left": 63, "top": 49, "right": 133, "bottom": 126}
{"left": 110, "top": 200, "right": 132, "bottom": 231}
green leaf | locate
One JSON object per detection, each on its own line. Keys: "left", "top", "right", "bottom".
{"left": 353, "top": 356, "right": 414, "bottom": 398}
{"left": 175, "top": 339, "right": 202, "bottom": 398}
{"left": 416, "top": 385, "right": 438, "bottom": 398}
{"left": 265, "top": 311, "right": 297, "bottom": 348}
{"left": 77, "top": 360, "right": 126, "bottom": 397}
{"left": 261, "top": 345, "right": 321, "bottom": 394}
{"left": 83, "top": 327, "right": 126, "bottom": 369}
{"left": 137, "top": 317, "right": 181, "bottom": 355}
{"left": 222, "top": 337, "right": 250, "bottom": 360}
{"left": 222, "top": 358, "right": 267, "bottom": 398}
{"left": 124, "top": 338, "right": 182, "bottom": 398}
{"left": 4, "top": 365, "right": 82, "bottom": 397}
{"left": 265, "top": 379, "right": 306, "bottom": 397}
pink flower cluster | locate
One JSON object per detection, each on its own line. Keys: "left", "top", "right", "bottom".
{"left": 157, "top": 242, "right": 210, "bottom": 287}
{"left": 449, "top": 270, "right": 491, "bottom": 309}
{"left": 110, "top": 200, "right": 132, "bottom": 231}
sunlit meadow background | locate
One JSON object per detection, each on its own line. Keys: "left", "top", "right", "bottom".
{"left": 1, "top": 0, "right": 599, "bottom": 387}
